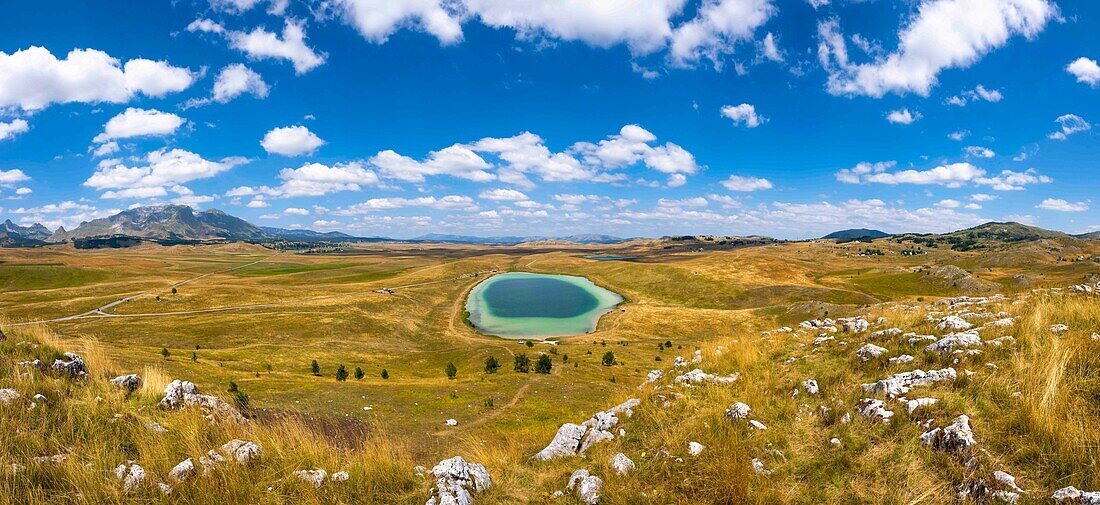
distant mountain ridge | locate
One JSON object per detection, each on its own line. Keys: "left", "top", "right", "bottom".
{"left": 50, "top": 205, "right": 270, "bottom": 242}
{"left": 822, "top": 229, "right": 890, "bottom": 240}
{"left": 411, "top": 233, "right": 625, "bottom": 245}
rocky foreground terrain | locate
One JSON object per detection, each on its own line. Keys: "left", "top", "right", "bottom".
{"left": 1, "top": 281, "right": 1099, "bottom": 503}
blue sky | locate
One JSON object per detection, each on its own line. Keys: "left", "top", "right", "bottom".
{"left": 0, "top": 0, "right": 1097, "bottom": 239}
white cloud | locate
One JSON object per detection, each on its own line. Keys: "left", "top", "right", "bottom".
{"left": 1066, "top": 57, "right": 1100, "bottom": 87}
{"left": 1036, "top": 198, "right": 1088, "bottom": 212}
{"left": 0, "top": 119, "right": 29, "bottom": 141}
{"left": 0, "top": 169, "right": 31, "bottom": 186}
{"left": 0, "top": 46, "right": 194, "bottom": 112}
{"left": 9, "top": 201, "right": 120, "bottom": 230}
{"left": 817, "top": 0, "right": 1057, "bottom": 97}
{"left": 760, "top": 32, "right": 782, "bottom": 62}
{"left": 92, "top": 141, "right": 120, "bottom": 157}
{"left": 284, "top": 207, "right": 310, "bottom": 215}
{"left": 936, "top": 199, "right": 961, "bottom": 208}
{"left": 946, "top": 84, "right": 1003, "bottom": 106}
{"left": 371, "top": 144, "right": 494, "bottom": 183}
{"left": 333, "top": 195, "right": 478, "bottom": 214}
{"left": 963, "top": 146, "right": 995, "bottom": 158}
{"left": 1048, "top": 114, "right": 1091, "bottom": 140}
{"left": 658, "top": 196, "right": 709, "bottom": 207}
{"left": 668, "top": 0, "right": 777, "bottom": 68}
{"left": 970, "top": 193, "right": 997, "bottom": 202}
{"left": 721, "top": 174, "right": 773, "bottom": 191}
{"left": 213, "top": 64, "right": 269, "bottom": 103}
{"left": 329, "top": 0, "right": 464, "bottom": 45}
{"left": 231, "top": 161, "right": 380, "bottom": 198}
{"left": 84, "top": 148, "right": 248, "bottom": 198}
{"left": 93, "top": 108, "right": 184, "bottom": 143}
{"left": 836, "top": 161, "right": 1050, "bottom": 190}
{"left": 720, "top": 103, "right": 767, "bottom": 127}
{"left": 948, "top": 130, "right": 969, "bottom": 141}
{"left": 191, "top": 19, "right": 325, "bottom": 74}
{"left": 885, "top": 108, "right": 921, "bottom": 124}
{"left": 479, "top": 188, "right": 529, "bottom": 201}
{"left": 208, "top": 0, "right": 286, "bottom": 14}
{"left": 261, "top": 126, "right": 325, "bottom": 156}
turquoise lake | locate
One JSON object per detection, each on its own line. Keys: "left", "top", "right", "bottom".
{"left": 465, "top": 272, "right": 623, "bottom": 338}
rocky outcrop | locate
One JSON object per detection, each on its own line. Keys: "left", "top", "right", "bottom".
{"left": 925, "top": 330, "right": 982, "bottom": 354}
{"left": 158, "top": 380, "right": 244, "bottom": 423}
{"left": 856, "top": 398, "right": 894, "bottom": 423}
{"left": 673, "top": 368, "right": 739, "bottom": 385}
{"left": 532, "top": 399, "right": 639, "bottom": 460}
{"left": 50, "top": 353, "right": 88, "bottom": 379}
{"left": 936, "top": 316, "right": 973, "bottom": 331}
{"left": 1052, "top": 486, "right": 1100, "bottom": 504}
{"left": 856, "top": 344, "right": 888, "bottom": 361}
{"left": 862, "top": 368, "right": 957, "bottom": 398}
{"left": 920, "top": 415, "right": 976, "bottom": 453}
{"left": 424, "top": 456, "right": 492, "bottom": 505}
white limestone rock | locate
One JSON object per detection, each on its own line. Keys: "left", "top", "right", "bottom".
{"left": 114, "top": 463, "right": 146, "bottom": 492}
{"left": 567, "top": 469, "right": 602, "bottom": 505}
{"left": 0, "top": 388, "right": 19, "bottom": 405}
{"left": 1052, "top": 486, "right": 1100, "bottom": 504}
{"left": 801, "top": 379, "right": 819, "bottom": 395}
{"left": 168, "top": 458, "right": 195, "bottom": 483}
{"left": 610, "top": 453, "right": 634, "bottom": 476}
{"left": 906, "top": 398, "right": 938, "bottom": 415}
{"left": 888, "top": 354, "right": 915, "bottom": 366}
{"left": 294, "top": 468, "right": 328, "bottom": 488}
{"left": 425, "top": 456, "right": 492, "bottom": 505}
{"left": 50, "top": 353, "right": 88, "bottom": 379}
{"left": 920, "top": 415, "right": 976, "bottom": 452}
{"left": 109, "top": 374, "right": 142, "bottom": 394}
{"left": 862, "top": 368, "right": 957, "bottom": 398}
{"left": 331, "top": 471, "right": 349, "bottom": 482}
{"left": 688, "top": 442, "right": 704, "bottom": 456}
{"left": 158, "top": 380, "right": 244, "bottom": 423}
{"left": 856, "top": 398, "right": 894, "bottom": 423}
{"left": 925, "top": 330, "right": 982, "bottom": 354}
{"left": 856, "top": 344, "right": 888, "bottom": 362}
{"left": 936, "top": 316, "right": 973, "bottom": 331}
{"left": 220, "top": 439, "right": 262, "bottom": 465}
{"left": 725, "top": 402, "right": 751, "bottom": 421}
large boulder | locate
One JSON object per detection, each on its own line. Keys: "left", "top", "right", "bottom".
{"left": 425, "top": 456, "right": 492, "bottom": 505}
{"left": 532, "top": 423, "right": 587, "bottom": 461}
{"left": 158, "top": 380, "right": 244, "bottom": 423}
{"left": 50, "top": 353, "right": 88, "bottom": 379}
{"left": 532, "top": 399, "right": 640, "bottom": 460}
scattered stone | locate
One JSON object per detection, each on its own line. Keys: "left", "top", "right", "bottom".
{"left": 445, "top": 418, "right": 458, "bottom": 426}
{"left": 199, "top": 450, "right": 226, "bottom": 473}
{"left": 691, "top": 349, "right": 702, "bottom": 364}
{"left": 725, "top": 402, "right": 751, "bottom": 421}
{"left": 1050, "top": 324, "right": 1069, "bottom": 334}
{"left": 986, "top": 318, "right": 1015, "bottom": 328}
{"left": 110, "top": 374, "right": 143, "bottom": 395}
{"left": 145, "top": 421, "right": 168, "bottom": 433}
{"left": 751, "top": 458, "right": 771, "bottom": 476}
{"left": 869, "top": 328, "right": 902, "bottom": 339}
{"left": 567, "top": 469, "right": 603, "bottom": 505}
{"left": 748, "top": 420, "right": 767, "bottom": 430}
{"left": 610, "top": 453, "right": 634, "bottom": 476}
{"left": 856, "top": 344, "right": 888, "bottom": 361}
{"left": 812, "top": 335, "right": 835, "bottom": 346}
{"left": 425, "top": 456, "right": 492, "bottom": 505}
{"left": 532, "top": 399, "right": 640, "bottom": 460}
{"left": 293, "top": 468, "right": 328, "bottom": 488}
{"left": 0, "top": 388, "right": 20, "bottom": 405}
{"left": 907, "top": 334, "right": 937, "bottom": 346}
{"left": 985, "top": 336, "right": 1016, "bottom": 347}
{"left": 533, "top": 423, "right": 587, "bottom": 461}
{"left": 50, "top": 353, "right": 88, "bottom": 379}
{"left": 920, "top": 415, "right": 977, "bottom": 453}
{"left": 674, "top": 368, "right": 739, "bottom": 385}
{"left": 114, "top": 463, "right": 146, "bottom": 492}
{"left": 840, "top": 318, "right": 869, "bottom": 333}
{"left": 158, "top": 483, "right": 172, "bottom": 495}
{"left": 331, "top": 471, "right": 349, "bottom": 482}
{"left": 673, "top": 356, "right": 687, "bottom": 368}
{"left": 862, "top": 368, "right": 957, "bottom": 398}
{"left": 993, "top": 471, "right": 1025, "bottom": 493}
{"left": 829, "top": 438, "right": 842, "bottom": 447}
{"left": 1052, "top": 486, "right": 1100, "bottom": 503}
{"left": 802, "top": 379, "right": 819, "bottom": 395}
{"left": 688, "top": 442, "right": 704, "bottom": 456}
{"left": 856, "top": 398, "right": 894, "bottom": 423}
{"left": 168, "top": 458, "right": 195, "bottom": 483}
{"left": 906, "top": 398, "right": 938, "bottom": 415}
{"left": 220, "top": 439, "right": 262, "bottom": 465}
{"left": 888, "top": 354, "right": 915, "bottom": 365}
{"left": 936, "top": 316, "right": 973, "bottom": 331}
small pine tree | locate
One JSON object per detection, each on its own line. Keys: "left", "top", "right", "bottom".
{"left": 602, "top": 351, "right": 616, "bottom": 366}
{"left": 171, "top": 287, "right": 177, "bottom": 295}
{"left": 665, "top": 340, "right": 672, "bottom": 348}
{"left": 514, "top": 353, "right": 530, "bottom": 373}
{"left": 525, "top": 340, "right": 534, "bottom": 348}
{"left": 310, "top": 360, "right": 320, "bottom": 376}
{"left": 354, "top": 367, "right": 365, "bottom": 380}
{"left": 445, "top": 362, "right": 458, "bottom": 380}
{"left": 227, "top": 381, "right": 238, "bottom": 392}
{"left": 535, "top": 354, "right": 552, "bottom": 374}
{"left": 232, "top": 390, "right": 249, "bottom": 409}
{"left": 562, "top": 354, "right": 568, "bottom": 363}
{"left": 336, "top": 364, "right": 348, "bottom": 382}
{"left": 484, "top": 356, "right": 501, "bottom": 374}
{"left": 191, "top": 352, "right": 198, "bottom": 362}
{"left": 381, "top": 369, "right": 389, "bottom": 379}
{"left": 161, "top": 347, "right": 169, "bottom": 360}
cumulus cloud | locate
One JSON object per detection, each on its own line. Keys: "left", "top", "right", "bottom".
{"left": 1048, "top": 114, "right": 1091, "bottom": 140}
{"left": 0, "top": 46, "right": 194, "bottom": 112}
{"left": 817, "top": 0, "right": 1057, "bottom": 97}
{"left": 720, "top": 103, "right": 767, "bottom": 127}
{"left": 945, "top": 84, "right": 1003, "bottom": 106}
{"left": 885, "top": 108, "right": 921, "bottom": 124}
{"left": 836, "top": 161, "right": 1050, "bottom": 190}
{"left": 93, "top": 108, "right": 184, "bottom": 144}
{"left": 0, "top": 169, "right": 31, "bottom": 187}
{"left": 189, "top": 19, "right": 325, "bottom": 74}
{"left": 760, "top": 32, "right": 782, "bottom": 62}
{"left": 1036, "top": 198, "right": 1088, "bottom": 212}
{"left": 371, "top": 144, "right": 494, "bottom": 183}
{"left": 228, "top": 161, "right": 379, "bottom": 198}
{"left": 187, "top": 64, "right": 269, "bottom": 108}
{"left": 0, "top": 119, "right": 29, "bottom": 142}
{"left": 948, "top": 130, "right": 970, "bottom": 141}
{"left": 721, "top": 174, "right": 773, "bottom": 191}
{"left": 1066, "top": 57, "right": 1100, "bottom": 87}
{"left": 83, "top": 148, "right": 248, "bottom": 199}
{"left": 261, "top": 126, "right": 325, "bottom": 156}
{"left": 333, "top": 195, "right": 478, "bottom": 214}
{"left": 963, "top": 146, "right": 995, "bottom": 158}
{"left": 284, "top": 207, "right": 310, "bottom": 215}
{"left": 328, "top": 0, "right": 464, "bottom": 45}
{"left": 668, "top": 0, "right": 777, "bottom": 68}
{"left": 479, "top": 188, "right": 529, "bottom": 201}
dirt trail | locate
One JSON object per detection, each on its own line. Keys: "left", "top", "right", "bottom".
{"left": 432, "top": 381, "right": 534, "bottom": 437}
